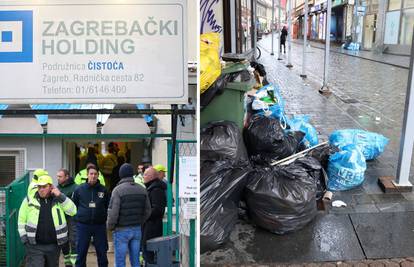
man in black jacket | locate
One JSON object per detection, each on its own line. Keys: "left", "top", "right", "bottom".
{"left": 57, "top": 169, "right": 78, "bottom": 267}
{"left": 142, "top": 167, "right": 167, "bottom": 265}
{"left": 107, "top": 163, "right": 151, "bottom": 267}
{"left": 73, "top": 164, "right": 110, "bottom": 267}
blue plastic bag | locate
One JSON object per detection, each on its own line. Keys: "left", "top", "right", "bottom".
{"left": 252, "top": 84, "right": 287, "bottom": 125}
{"left": 329, "top": 129, "right": 389, "bottom": 160}
{"left": 287, "top": 115, "right": 319, "bottom": 147}
{"left": 327, "top": 144, "right": 367, "bottom": 191}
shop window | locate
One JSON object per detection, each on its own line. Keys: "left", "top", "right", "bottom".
{"left": 399, "top": 8, "right": 414, "bottom": 45}
{"left": 389, "top": 0, "right": 402, "bottom": 10}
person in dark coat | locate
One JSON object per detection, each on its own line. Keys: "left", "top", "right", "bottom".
{"left": 73, "top": 164, "right": 110, "bottom": 267}
{"left": 280, "top": 26, "right": 288, "bottom": 54}
{"left": 107, "top": 163, "right": 151, "bottom": 267}
{"left": 57, "top": 169, "right": 78, "bottom": 267}
{"left": 142, "top": 167, "right": 167, "bottom": 265}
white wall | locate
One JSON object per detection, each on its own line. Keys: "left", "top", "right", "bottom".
{"left": 0, "top": 137, "right": 63, "bottom": 185}
{"left": 188, "top": 0, "right": 198, "bottom": 62}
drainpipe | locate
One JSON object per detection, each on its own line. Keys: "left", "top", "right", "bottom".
{"left": 42, "top": 137, "right": 46, "bottom": 170}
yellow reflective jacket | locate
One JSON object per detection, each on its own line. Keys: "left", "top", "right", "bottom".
{"left": 18, "top": 193, "right": 77, "bottom": 245}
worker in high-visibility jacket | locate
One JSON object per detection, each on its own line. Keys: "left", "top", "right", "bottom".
{"left": 18, "top": 175, "right": 77, "bottom": 267}
{"left": 74, "top": 162, "right": 106, "bottom": 186}
{"left": 27, "top": 168, "right": 49, "bottom": 198}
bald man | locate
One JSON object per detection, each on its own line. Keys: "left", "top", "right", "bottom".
{"left": 142, "top": 167, "right": 167, "bottom": 265}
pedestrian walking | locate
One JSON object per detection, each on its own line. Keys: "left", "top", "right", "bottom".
{"left": 280, "top": 26, "right": 288, "bottom": 54}
{"left": 57, "top": 168, "right": 78, "bottom": 267}
{"left": 73, "top": 164, "right": 110, "bottom": 267}
{"left": 18, "top": 175, "right": 77, "bottom": 267}
{"left": 107, "top": 163, "right": 151, "bottom": 267}
{"left": 142, "top": 167, "right": 167, "bottom": 265}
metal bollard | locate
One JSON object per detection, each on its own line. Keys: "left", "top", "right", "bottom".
{"left": 146, "top": 235, "right": 180, "bottom": 267}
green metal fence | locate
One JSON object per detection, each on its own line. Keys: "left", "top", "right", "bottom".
{"left": 167, "top": 140, "right": 197, "bottom": 267}
{"left": 0, "top": 172, "right": 29, "bottom": 267}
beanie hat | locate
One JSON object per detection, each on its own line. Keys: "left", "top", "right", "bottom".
{"left": 119, "top": 163, "right": 134, "bottom": 179}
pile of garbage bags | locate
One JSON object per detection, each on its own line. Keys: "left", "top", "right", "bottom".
{"left": 201, "top": 71, "right": 390, "bottom": 252}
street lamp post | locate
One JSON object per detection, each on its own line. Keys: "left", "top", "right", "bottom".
{"left": 300, "top": 0, "right": 308, "bottom": 78}
{"left": 320, "top": 0, "right": 332, "bottom": 94}
{"left": 287, "top": 0, "right": 293, "bottom": 68}
{"left": 393, "top": 29, "right": 414, "bottom": 190}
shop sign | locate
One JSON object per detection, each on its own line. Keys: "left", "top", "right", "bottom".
{"left": 0, "top": 0, "right": 187, "bottom": 104}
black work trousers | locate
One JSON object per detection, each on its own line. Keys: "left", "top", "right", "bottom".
{"left": 25, "top": 243, "right": 59, "bottom": 267}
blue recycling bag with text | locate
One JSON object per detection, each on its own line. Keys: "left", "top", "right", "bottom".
{"left": 327, "top": 144, "right": 367, "bottom": 191}
{"left": 329, "top": 129, "right": 389, "bottom": 160}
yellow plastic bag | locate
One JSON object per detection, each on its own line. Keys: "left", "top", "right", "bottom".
{"left": 200, "top": 32, "right": 221, "bottom": 94}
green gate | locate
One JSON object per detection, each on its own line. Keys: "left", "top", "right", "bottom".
{"left": 0, "top": 172, "right": 29, "bottom": 267}
{"left": 167, "top": 140, "right": 197, "bottom": 267}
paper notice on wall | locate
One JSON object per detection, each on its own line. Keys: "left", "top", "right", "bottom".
{"left": 182, "top": 201, "right": 197, "bottom": 220}
{"left": 179, "top": 156, "right": 197, "bottom": 198}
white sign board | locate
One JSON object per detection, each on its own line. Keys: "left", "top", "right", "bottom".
{"left": 384, "top": 11, "right": 400, "bottom": 45}
{"left": 178, "top": 156, "right": 197, "bottom": 198}
{"left": 0, "top": 0, "right": 187, "bottom": 104}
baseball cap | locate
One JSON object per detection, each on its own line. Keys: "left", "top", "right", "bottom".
{"left": 33, "top": 169, "right": 48, "bottom": 180}
{"left": 36, "top": 175, "right": 53, "bottom": 186}
{"left": 153, "top": 164, "right": 167, "bottom": 172}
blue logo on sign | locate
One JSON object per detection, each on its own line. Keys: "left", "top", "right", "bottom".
{"left": 0, "top": 11, "right": 33, "bottom": 63}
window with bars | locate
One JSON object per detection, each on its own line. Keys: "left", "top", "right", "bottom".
{"left": 0, "top": 150, "right": 25, "bottom": 186}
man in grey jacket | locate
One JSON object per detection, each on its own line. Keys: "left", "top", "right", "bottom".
{"left": 107, "top": 163, "right": 151, "bottom": 267}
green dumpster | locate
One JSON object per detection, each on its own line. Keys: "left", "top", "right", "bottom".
{"left": 201, "top": 62, "right": 255, "bottom": 129}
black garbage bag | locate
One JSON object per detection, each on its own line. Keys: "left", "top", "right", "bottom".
{"left": 201, "top": 121, "right": 249, "bottom": 166}
{"left": 307, "top": 143, "right": 340, "bottom": 170}
{"left": 244, "top": 115, "right": 305, "bottom": 165}
{"left": 200, "top": 160, "right": 251, "bottom": 252}
{"left": 246, "top": 156, "right": 321, "bottom": 234}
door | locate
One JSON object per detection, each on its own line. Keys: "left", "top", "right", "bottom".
{"left": 363, "top": 14, "right": 376, "bottom": 49}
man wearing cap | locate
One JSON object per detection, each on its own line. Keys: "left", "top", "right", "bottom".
{"left": 142, "top": 167, "right": 167, "bottom": 265}
{"left": 27, "top": 169, "right": 49, "bottom": 198}
{"left": 18, "top": 175, "right": 77, "bottom": 267}
{"left": 107, "top": 163, "right": 151, "bottom": 267}
{"left": 153, "top": 164, "right": 167, "bottom": 182}
{"left": 73, "top": 164, "right": 110, "bottom": 267}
